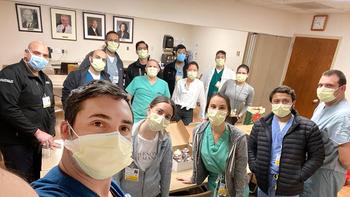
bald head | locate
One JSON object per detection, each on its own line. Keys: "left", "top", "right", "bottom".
{"left": 27, "top": 41, "right": 47, "bottom": 52}
{"left": 89, "top": 49, "right": 107, "bottom": 68}
{"left": 91, "top": 49, "right": 107, "bottom": 59}
{"left": 24, "top": 41, "right": 49, "bottom": 62}
{"left": 147, "top": 59, "right": 160, "bottom": 69}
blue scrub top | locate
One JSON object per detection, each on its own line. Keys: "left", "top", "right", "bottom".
{"left": 31, "top": 166, "right": 126, "bottom": 197}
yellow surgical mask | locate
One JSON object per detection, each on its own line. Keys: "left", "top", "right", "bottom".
{"left": 64, "top": 124, "right": 132, "bottom": 180}
{"left": 137, "top": 49, "right": 149, "bottom": 59}
{"left": 317, "top": 86, "right": 336, "bottom": 103}
{"left": 147, "top": 112, "right": 170, "bottom": 131}
{"left": 271, "top": 103, "right": 292, "bottom": 118}
{"left": 207, "top": 108, "right": 227, "bottom": 126}
{"left": 107, "top": 41, "right": 119, "bottom": 53}
{"left": 236, "top": 73, "right": 248, "bottom": 82}
{"left": 91, "top": 58, "right": 106, "bottom": 72}
{"left": 187, "top": 71, "right": 198, "bottom": 80}
{"left": 146, "top": 67, "right": 158, "bottom": 77}
{"left": 215, "top": 58, "right": 225, "bottom": 67}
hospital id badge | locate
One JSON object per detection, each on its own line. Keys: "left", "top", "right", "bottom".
{"left": 124, "top": 167, "right": 139, "bottom": 182}
{"left": 42, "top": 96, "right": 51, "bottom": 108}
{"left": 275, "top": 153, "right": 281, "bottom": 166}
{"left": 112, "top": 76, "right": 119, "bottom": 84}
{"left": 218, "top": 182, "right": 228, "bottom": 196}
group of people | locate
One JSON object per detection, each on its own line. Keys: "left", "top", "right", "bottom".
{"left": 0, "top": 29, "right": 349, "bottom": 197}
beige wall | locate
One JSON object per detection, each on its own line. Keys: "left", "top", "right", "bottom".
{"left": 0, "top": 1, "right": 194, "bottom": 65}
{"left": 294, "top": 13, "right": 350, "bottom": 98}
{"left": 0, "top": 0, "right": 248, "bottom": 76}
{"left": 15, "top": 0, "right": 298, "bottom": 36}
{"left": 189, "top": 26, "right": 248, "bottom": 74}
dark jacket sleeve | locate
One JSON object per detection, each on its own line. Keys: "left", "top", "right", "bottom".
{"left": 125, "top": 63, "right": 133, "bottom": 87}
{"left": 248, "top": 122, "right": 259, "bottom": 173}
{"left": 0, "top": 68, "right": 37, "bottom": 135}
{"left": 61, "top": 71, "right": 79, "bottom": 109}
{"left": 300, "top": 123, "right": 325, "bottom": 181}
{"left": 47, "top": 77, "right": 56, "bottom": 135}
{"left": 79, "top": 52, "right": 92, "bottom": 70}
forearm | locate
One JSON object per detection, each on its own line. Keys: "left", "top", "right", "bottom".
{"left": 239, "top": 105, "right": 248, "bottom": 117}
{"left": 339, "top": 142, "right": 350, "bottom": 169}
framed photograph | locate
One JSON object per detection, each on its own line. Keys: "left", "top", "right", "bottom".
{"left": 50, "top": 8, "right": 76, "bottom": 41}
{"left": 113, "top": 16, "right": 134, "bottom": 43}
{"left": 83, "top": 12, "right": 105, "bottom": 40}
{"left": 15, "top": 3, "right": 43, "bottom": 33}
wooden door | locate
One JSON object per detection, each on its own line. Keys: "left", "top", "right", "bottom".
{"left": 247, "top": 34, "right": 292, "bottom": 112}
{"left": 283, "top": 37, "right": 338, "bottom": 118}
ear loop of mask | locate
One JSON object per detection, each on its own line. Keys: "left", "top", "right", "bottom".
{"left": 67, "top": 122, "right": 79, "bottom": 140}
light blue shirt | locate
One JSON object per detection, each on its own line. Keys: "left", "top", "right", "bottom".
{"left": 311, "top": 99, "right": 350, "bottom": 173}
{"left": 270, "top": 115, "right": 294, "bottom": 174}
{"left": 175, "top": 63, "right": 184, "bottom": 80}
{"left": 106, "top": 56, "right": 119, "bottom": 83}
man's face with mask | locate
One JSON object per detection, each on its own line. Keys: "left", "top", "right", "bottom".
{"left": 61, "top": 95, "right": 133, "bottom": 180}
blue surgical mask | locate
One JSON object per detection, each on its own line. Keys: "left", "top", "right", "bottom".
{"left": 176, "top": 53, "right": 186, "bottom": 62}
{"left": 28, "top": 50, "right": 48, "bottom": 71}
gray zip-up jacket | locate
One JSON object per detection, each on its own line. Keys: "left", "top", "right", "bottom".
{"left": 114, "top": 120, "right": 173, "bottom": 197}
{"left": 191, "top": 121, "right": 248, "bottom": 197}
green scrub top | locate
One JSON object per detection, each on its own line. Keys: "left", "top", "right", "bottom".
{"left": 207, "top": 69, "right": 224, "bottom": 99}
{"left": 201, "top": 125, "right": 230, "bottom": 196}
{"left": 126, "top": 75, "right": 170, "bottom": 123}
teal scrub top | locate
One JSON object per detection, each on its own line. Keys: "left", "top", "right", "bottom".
{"left": 201, "top": 125, "right": 230, "bottom": 196}
{"left": 126, "top": 75, "right": 170, "bottom": 123}
{"left": 207, "top": 69, "right": 224, "bottom": 99}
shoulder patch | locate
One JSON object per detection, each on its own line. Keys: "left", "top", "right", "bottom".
{"left": 0, "top": 78, "right": 14, "bottom": 83}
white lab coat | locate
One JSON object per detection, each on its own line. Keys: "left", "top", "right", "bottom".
{"left": 202, "top": 67, "right": 235, "bottom": 97}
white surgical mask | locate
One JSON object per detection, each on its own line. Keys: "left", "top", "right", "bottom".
{"left": 207, "top": 108, "right": 227, "bottom": 126}
{"left": 64, "top": 124, "right": 132, "bottom": 180}
{"left": 91, "top": 58, "right": 106, "bottom": 72}
{"left": 147, "top": 112, "right": 170, "bottom": 131}
{"left": 107, "top": 41, "right": 119, "bottom": 53}
{"left": 271, "top": 103, "right": 292, "bottom": 118}
{"left": 147, "top": 67, "right": 158, "bottom": 77}
{"left": 317, "top": 86, "right": 336, "bottom": 103}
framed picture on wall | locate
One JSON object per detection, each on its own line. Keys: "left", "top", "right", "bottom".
{"left": 15, "top": 3, "right": 43, "bottom": 33}
{"left": 50, "top": 8, "right": 76, "bottom": 41}
{"left": 113, "top": 16, "right": 134, "bottom": 43}
{"left": 83, "top": 12, "right": 105, "bottom": 40}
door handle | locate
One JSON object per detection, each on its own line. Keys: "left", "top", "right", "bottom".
{"left": 312, "top": 99, "right": 319, "bottom": 104}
